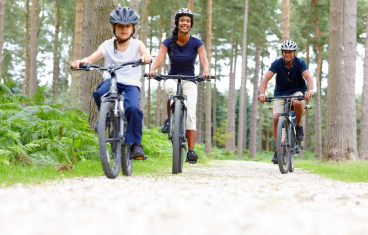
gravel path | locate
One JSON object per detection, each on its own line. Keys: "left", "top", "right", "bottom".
{"left": 0, "top": 160, "right": 368, "bottom": 235}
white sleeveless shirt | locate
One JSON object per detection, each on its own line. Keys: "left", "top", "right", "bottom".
{"left": 98, "top": 38, "right": 142, "bottom": 88}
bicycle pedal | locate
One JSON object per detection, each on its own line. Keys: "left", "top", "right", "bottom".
{"left": 133, "top": 155, "right": 147, "bottom": 160}
{"left": 186, "top": 160, "right": 197, "bottom": 164}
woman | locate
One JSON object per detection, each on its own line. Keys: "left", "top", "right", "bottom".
{"left": 148, "top": 8, "right": 211, "bottom": 164}
{"left": 71, "top": 7, "right": 152, "bottom": 158}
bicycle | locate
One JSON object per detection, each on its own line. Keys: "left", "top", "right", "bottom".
{"left": 71, "top": 60, "right": 150, "bottom": 179}
{"left": 265, "top": 95, "right": 311, "bottom": 174}
{"left": 144, "top": 74, "right": 215, "bottom": 174}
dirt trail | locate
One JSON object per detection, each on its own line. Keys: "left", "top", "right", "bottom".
{"left": 0, "top": 160, "right": 367, "bottom": 235}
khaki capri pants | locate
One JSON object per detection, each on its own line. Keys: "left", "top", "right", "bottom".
{"left": 164, "top": 79, "right": 197, "bottom": 130}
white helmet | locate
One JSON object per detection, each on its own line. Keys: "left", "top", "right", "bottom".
{"left": 281, "top": 40, "right": 298, "bottom": 51}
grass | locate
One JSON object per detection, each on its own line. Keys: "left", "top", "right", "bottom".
{"left": 294, "top": 159, "right": 368, "bottom": 183}
{"left": 2, "top": 126, "right": 367, "bottom": 187}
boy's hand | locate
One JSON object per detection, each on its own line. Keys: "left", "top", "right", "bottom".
{"left": 140, "top": 55, "right": 153, "bottom": 63}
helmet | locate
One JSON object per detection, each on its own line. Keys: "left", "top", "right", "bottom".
{"left": 281, "top": 40, "right": 298, "bottom": 51}
{"left": 175, "top": 8, "right": 194, "bottom": 27}
{"left": 109, "top": 7, "right": 139, "bottom": 25}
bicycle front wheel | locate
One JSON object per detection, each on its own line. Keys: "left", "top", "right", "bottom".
{"left": 276, "top": 116, "right": 290, "bottom": 174}
{"left": 98, "top": 102, "right": 121, "bottom": 179}
{"left": 172, "top": 100, "right": 183, "bottom": 174}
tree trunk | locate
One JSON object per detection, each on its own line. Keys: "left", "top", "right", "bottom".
{"left": 196, "top": 4, "right": 206, "bottom": 144}
{"left": 29, "top": 0, "right": 39, "bottom": 94}
{"left": 145, "top": 29, "right": 153, "bottom": 128}
{"left": 312, "top": 0, "right": 323, "bottom": 159}
{"left": 81, "top": 0, "right": 118, "bottom": 127}
{"left": 281, "top": 0, "right": 290, "bottom": 41}
{"left": 342, "top": 0, "right": 358, "bottom": 159}
{"left": 359, "top": 14, "right": 368, "bottom": 160}
{"left": 52, "top": 0, "right": 61, "bottom": 104}
{"left": 129, "top": 0, "right": 139, "bottom": 38}
{"left": 266, "top": 130, "right": 269, "bottom": 151}
{"left": 187, "top": 0, "right": 194, "bottom": 10}
{"left": 257, "top": 102, "right": 263, "bottom": 152}
{"left": 161, "top": 58, "right": 168, "bottom": 122}
{"left": 70, "top": 0, "right": 84, "bottom": 109}
{"left": 257, "top": 50, "right": 264, "bottom": 152}
{"left": 249, "top": 44, "right": 261, "bottom": 158}
{"left": 0, "top": 0, "right": 6, "bottom": 80}
{"left": 205, "top": 0, "right": 212, "bottom": 154}
{"left": 22, "top": 0, "right": 30, "bottom": 95}
{"left": 139, "top": 0, "right": 150, "bottom": 117}
{"left": 155, "top": 15, "right": 163, "bottom": 127}
{"left": 323, "top": 0, "right": 345, "bottom": 161}
{"left": 300, "top": 32, "right": 310, "bottom": 159}
{"left": 212, "top": 43, "right": 218, "bottom": 147}
{"left": 226, "top": 32, "right": 236, "bottom": 150}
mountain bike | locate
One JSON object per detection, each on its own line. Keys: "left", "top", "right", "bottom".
{"left": 265, "top": 95, "right": 311, "bottom": 174}
{"left": 145, "top": 74, "right": 215, "bottom": 174}
{"left": 72, "top": 60, "right": 150, "bottom": 179}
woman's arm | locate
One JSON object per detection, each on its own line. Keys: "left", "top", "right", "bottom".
{"left": 71, "top": 49, "right": 103, "bottom": 69}
{"left": 139, "top": 41, "right": 153, "bottom": 63}
{"left": 197, "top": 45, "right": 210, "bottom": 77}
{"left": 148, "top": 44, "right": 168, "bottom": 76}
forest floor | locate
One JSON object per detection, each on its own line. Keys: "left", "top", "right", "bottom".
{"left": 0, "top": 160, "right": 367, "bottom": 235}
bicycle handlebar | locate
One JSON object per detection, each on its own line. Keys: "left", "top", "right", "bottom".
{"left": 265, "top": 95, "right": 305, "bottom": 103}
{"left": 144, "top": 74, "right": 215, "bottom": 82}
{"left": 70, "top": 60, "right": 152, "bottom": 72}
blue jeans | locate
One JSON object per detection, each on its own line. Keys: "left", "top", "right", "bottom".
{"left": 93, "top": 79, "right": 143, "bottom": 144}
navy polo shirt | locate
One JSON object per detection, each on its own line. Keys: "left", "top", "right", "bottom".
{"left": 162, "top": 36, "right": 204, "bottom": 82}
{"left": 269, "top": 57, "right": 308, "bottom": 96}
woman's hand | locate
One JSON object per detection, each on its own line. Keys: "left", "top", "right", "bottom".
{"left": 147, "top": 69, "right": 156, "bottom": 77}
{"left": 202, "top": 70, "right": 210, "bottom": 78}
{"left": 139, "top": 55, "right": 153, "bottom": 63}
{"left": 71, "top": 59, "right": 88, "bottom": 69}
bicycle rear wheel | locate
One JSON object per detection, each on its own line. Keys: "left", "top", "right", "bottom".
{"left": 277, "top": 116, "right": 290, "bottom": 174}
{"left": 98, "top": 102, "right": 121, "bottom": 179}
{"left": 172, "top": 100, "right": 183, "bottom": 174}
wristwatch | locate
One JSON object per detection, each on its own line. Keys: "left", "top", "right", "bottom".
{"left": 307, "top": 90, "right": 314, "bottom": 93}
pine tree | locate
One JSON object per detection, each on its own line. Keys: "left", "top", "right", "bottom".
{"left": 205, "top": 0, "right": 212, "bottom": 154}
{"left": 324, "top": 0, "right": 345, "bottom": 161}
{"left": 29, "top": 0, "right": 39, "bottom": 94}
{"left": 237, "top": 0, "right": 249, "bottom": 157}
{"left": 360, "top": 14, "right": 368, "bottom": 159}
{"left": 80, "top": 0, "right": 118, "bottom": 126}
{"left": 0, "top": 0, "right": 5, "bottom": 80}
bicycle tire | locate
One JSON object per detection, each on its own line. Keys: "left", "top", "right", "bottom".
{"left": 178, "top": 108, "right": 184, "bottom": 173}
{"left": 121, "top": 144, "right": 133, "bottom": 176}
{"left": 172, "top": 100, "right": 182, "bottom": 174}
{"left": 98, "top": 102, "right": 121, "bottom": 179}
{"left": 289, "top": 133, "right": 296, "bottom": 173}
{"left": 277, "top": 116, "right": 290, "bottom": 174}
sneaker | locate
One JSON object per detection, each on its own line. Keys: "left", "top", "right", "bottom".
{"left": 94, "top": 121, "right": 98, "bottom": 134}
{"left": 186, "top": 150, "right": 198, "bottom": 164}
{"left": 295, "top": 126, "right": 304, "bottom": 141}
{"left": 272, "top": 151, "right": 278, "bottom": 164}
{"left": 131, "top": 143, "right": 147, "bottom": 160}
{"left": 161, "top": 119, "right": 169, "bottom": 133}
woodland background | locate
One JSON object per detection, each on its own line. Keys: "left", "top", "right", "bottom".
{"left": 1, "top": 0, "right": 368, "bottom": 165}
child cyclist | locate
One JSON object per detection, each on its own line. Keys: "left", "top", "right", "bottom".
{"left": 71, "top": 7, "right": 152, "bottom": 158}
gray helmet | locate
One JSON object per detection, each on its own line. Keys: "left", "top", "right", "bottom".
{"left": 281, "top": 40, "right": 298, "bottom": 51}
{"left": 109, "top": 7, "right": 139, "bottom": 25}
{"left": 175, "top": 8, "right": 194, "bottom": 27}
